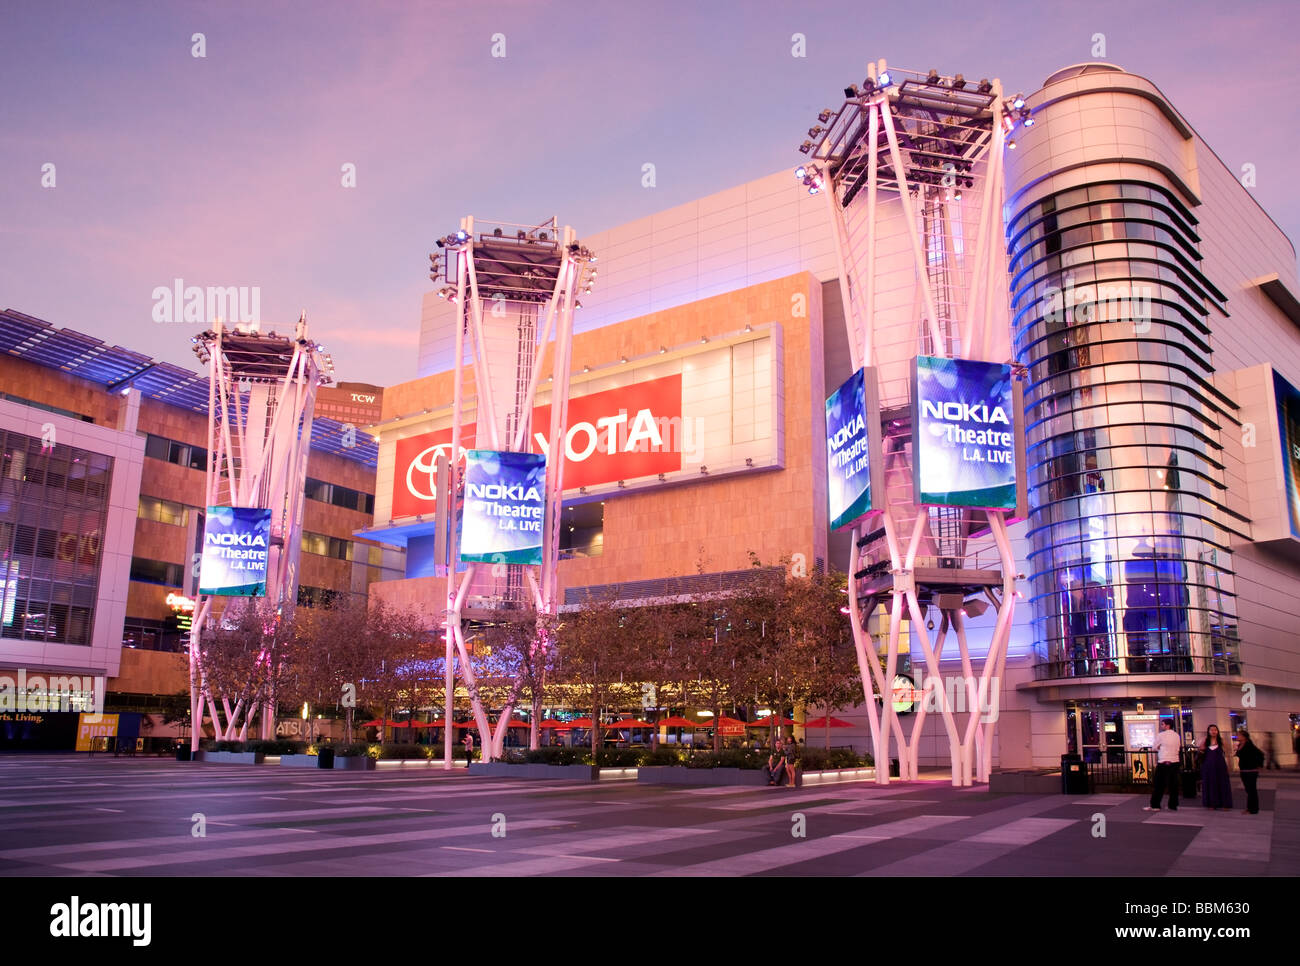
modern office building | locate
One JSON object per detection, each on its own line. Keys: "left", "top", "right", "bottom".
{"left": 366, "top": 61, "right": 1300, "bottom": 771}
{"left": 0, "top": 309, "right": 402, "bottom": 735}
{"left": 314, "top": 381, "right": 384, "bottom": 426}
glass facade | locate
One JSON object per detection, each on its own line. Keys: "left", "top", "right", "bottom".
{"left": 0, "top": 428, "right": 112, "bottom": 645}
{"left": 1007, "top": 179, "right": 1242, "bottom": 680}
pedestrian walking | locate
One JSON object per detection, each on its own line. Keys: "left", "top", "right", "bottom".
{"left": 1234, "top": 729, "right": 1265, "bottom": 814}
{"left": 462, "top": 730, "right": 475, "bottom": 769}
{"left": 1200, "top": 725, "right": 1233, "bottom": 810}
{"left": 1143, "top": 719, "right": 1181, "bottom": 812}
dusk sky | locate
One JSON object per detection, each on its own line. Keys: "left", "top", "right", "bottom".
{"left": 2, "top": 0, "right": 1297, "bottom": 387}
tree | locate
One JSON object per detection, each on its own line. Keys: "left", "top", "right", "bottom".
{"left": 199, "top": 597, "right": 293, "bottom": 741}
{"left": 556, "top": 594, "right": 638, "bottom": 760}
{"left": 475, "top": 611, "right": 559, "bottom": 751}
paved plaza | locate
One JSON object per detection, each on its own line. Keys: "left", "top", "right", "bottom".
{"left": 0, "top": 756, "right": 1296, "bottom": 876}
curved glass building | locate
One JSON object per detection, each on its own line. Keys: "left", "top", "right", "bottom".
{"left": 1003, "top": 63, "right": 1300, "bottom": 762}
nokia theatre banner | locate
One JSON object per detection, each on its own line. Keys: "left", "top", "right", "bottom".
{"left": 459, "top": 450, "right": 547, "bottom": 565}
{"left": 912, "top": 356, "right": 1022, "bottom": 511}
{"left": 1274, "top": 369, "right": 1300, "bottom": 538}
{"left": 825, "top": 367, "right": 883, "bottom": 530}
{"left": 199, "top": 506, "right": 272, "bottom": 596}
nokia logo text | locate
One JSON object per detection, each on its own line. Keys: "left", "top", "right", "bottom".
{"left": 921, "top": 401, "right": 1010, "bottom": 425}
{"left": 465, "top": 483, "right": 543, "bottom": 502}
{"left": 205, "top": 532, "right": 268, "bottom": 547}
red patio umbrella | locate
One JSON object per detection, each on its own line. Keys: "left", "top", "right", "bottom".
{"left": 748, "top": 717, "right": 795, "bottom": 728}
{"left": 802, "top": 716, "right": 854, "bottom": 728}
{"left": 701, "top": 716, "right": 748, "bottom": 736}
{"left": 534, "top": 718, "right": 567, "bottom": 729}
{"left": 360, "top": 718, "right": 405, "bottom": 728}
{"left": 657, "top": 716, "right": 703, "bottom": 728}
{"left": 605, "top": 719, "right": 653, "bottom": 729}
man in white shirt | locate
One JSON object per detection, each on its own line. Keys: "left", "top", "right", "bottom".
{"left": 1144, "top": 719, "right": 1182, "bottom": 811}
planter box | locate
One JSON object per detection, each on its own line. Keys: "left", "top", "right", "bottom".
{"left": 278, "top": 755, "right": 324, "bottom": 768}
{"left": 468, "top": 762, "right": 598, "bottom": 781}
{"left": 194, "top": 751, "right": 265, "bottom": 765}
{"left": 334, "top": 756, "right": 376, "bottom": 771}
{"left": 639, "top": 766, "right": 815, "bottom": 787}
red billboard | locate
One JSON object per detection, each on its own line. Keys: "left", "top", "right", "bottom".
{"left": 391, "top": 373, "right": 683, "bottom": 519}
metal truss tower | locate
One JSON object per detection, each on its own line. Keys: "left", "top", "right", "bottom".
{"left": 800, "top": 60, "right": 1025, "bottom": 786}
{"left": 429, "top": 217, "right": 594, "bottom": 765}
{"left": 188, "top": 317, "right": 334, "bottom": 750}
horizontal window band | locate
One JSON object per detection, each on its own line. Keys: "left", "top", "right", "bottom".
{"left": 1006, "top": 177, "right": 1201, "bottom": 238}
{"left": 1008, "top": 241, "right": 1222, "bottom": 313}
{"left": 1007, "top": 193, "right": 1201, "bottom": 257}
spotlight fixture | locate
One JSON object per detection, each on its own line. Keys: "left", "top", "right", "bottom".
{"left": 620, "top": 356, "right": 628, "bottom": 364}
{"left": 435, "top": 238, "right": 445, "bottom": 249}
{"left": 745, "top": 457, "right": 753, "bottom": 467}
{"left": 1023, "top": 115, "right": 1035, "bottom": 127}
{"left": 538, "top": 231, "right": 548, "bottom": 241}
{"left": 617, "top": 480, "right": 625, "bottom": 488}
{"left": 794, "top": 166, "right": 807, "bottom": 179}
{"left": 877, "top": 70, "right": 891, "bottom": 86}
{"left": 807, "top": 126, "right": 823, "bottom": 138}
{"left": 516, "top": 230, "right": 526, "bottom": 240}
{"left": 659, "top": 346, "right": 666, "bottom": 354}
{"left": 808, "top": 185, "right": 819, "bottom": 195}
{"left": 658, "top": 473, "right": 666, "bottom": 481}
{"left": 583, "top": 365, "right": 590, "bottom": 373}
{"left": 744, "top": 324, "right": 752, "bottom": 332}
{"left": 700, "top": 336, "right": 707, "bottom": 343}
{"left": 699, "top": 465, "right": 708, "bottom": 474}
{"left": 817, "top": 109, "right": 833, "bottom": 123}
{"left": 493, "top": 227, "right": 503, "bottom": 237}
{"left": 977, "top": 78, "right": 992, "bottom": 94}
{"left": 455, "top": 229, "right": 468, "bottom": 242}
{"left": 926, "top": 69, "right": 939, "bottom": 84}
{"left": 952, "top": 73, "right": 966, "bottom": 90}
{"left": 1012, "top": 93, "right": 1025, "bottom": 109}
{"left": 953, "top": 190, "right": 962, "bottom": 201}
{"left": 799, "top": 141, "right": 812, "bottom": 154}
{"left": 574, "top": 300, "right": 582, "bottom": 309}
{"left": 844, "top": 84, "right": 859, "bottom": 98}
{"left": 1007, "top": 139, "right": 1017, "bottom": 150}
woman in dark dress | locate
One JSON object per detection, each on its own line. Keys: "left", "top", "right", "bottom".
{"left": 1200, "top": 725, "right": 1233, "bottom": 810}
{"left": 1234, "top": 729, "right": 1265, "bottom": 814}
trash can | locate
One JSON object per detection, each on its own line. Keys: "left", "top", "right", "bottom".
{"left": 1061, "top": 753, "right": 1088, "bottom": 794}
{"left": 889, "top": 758, "right": 900, "bottom": 777}
{"left": 175, "top": 744, "right": 192, "bottom": 762}
{"left": 1180, "top": 767, "right": 1197, "bottom": 800}
{"left": 317, "top": 748, "right": 335, "bottom": 769}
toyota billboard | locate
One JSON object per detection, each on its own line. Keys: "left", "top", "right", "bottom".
{"left": 393, "top": 372, "right": 685, "bottom": 518}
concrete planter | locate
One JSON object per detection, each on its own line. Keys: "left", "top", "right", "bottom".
{"left": 468, "top": 762, "right": 598, "bottom": 781}
{"left": 194, "top": 751, "right": 266, "bottom": 765}
{"left": 334, "top": 756, "right": 376, "bottom": 771}
{"left": 278, "top": 755, "right": 323, "bottom": 768}
{"left": 638, "top": 766, "right": 770, "bottom": 786}
{"left": 637, "top": 765, "right": 872, "bottom": 787}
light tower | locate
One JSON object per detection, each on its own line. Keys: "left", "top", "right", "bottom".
{"left": 188, "top": 316, "right": 334, "bottom": 751}
{"left": 803, "top": 61, "right": 1028, "bottom": 785}
{"left": 429, "top": 217, "right": 594, "bottom": 765}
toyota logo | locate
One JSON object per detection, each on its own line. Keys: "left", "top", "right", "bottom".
{"left": 406, "top": 443, "right": 459, "bottom": 501}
